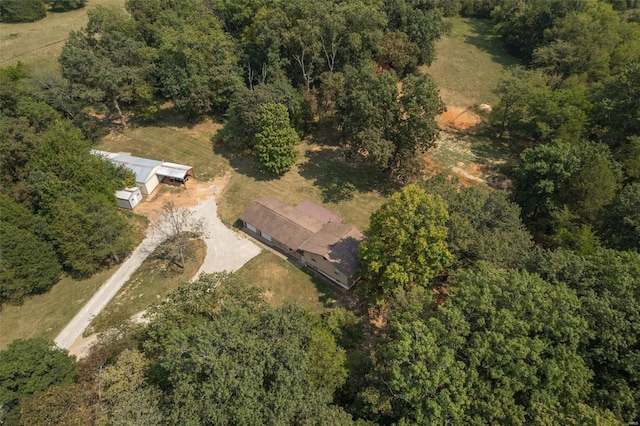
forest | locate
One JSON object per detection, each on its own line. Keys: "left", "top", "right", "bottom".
{"left": 1, "top": 0, "right": 640, "bottom": 424}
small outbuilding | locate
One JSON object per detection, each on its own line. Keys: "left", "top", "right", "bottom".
{"left": 115, "top": 187, "right": 143, "bottom": 210}
{"left": 92, "top": 150, "right": 193, "bottom": 196}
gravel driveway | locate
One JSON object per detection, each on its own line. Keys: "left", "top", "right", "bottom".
{"left": 55, "top": 194, "right": 260, "bottom": 353}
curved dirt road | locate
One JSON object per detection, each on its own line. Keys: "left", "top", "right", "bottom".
{"left": 55, "top": 191, "right": 260, "bottom": 354}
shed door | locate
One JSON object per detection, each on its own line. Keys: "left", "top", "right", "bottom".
{"left": 246, "top": 223, "right": 257, "bottom": 233}
{"left": 261, "top": 231, "right": 272, "bottom": 242}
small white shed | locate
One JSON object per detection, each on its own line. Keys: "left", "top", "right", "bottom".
{"left": 115, "top": 187, "right": 142, "bottom": 210}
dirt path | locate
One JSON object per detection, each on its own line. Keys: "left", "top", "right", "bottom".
{"left": 60, "top": 178, "right": 260, "bottom": 358}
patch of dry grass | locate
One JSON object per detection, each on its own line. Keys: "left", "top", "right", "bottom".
{"left": 0, "top": 0, "right": 126, "bottom": 68}
{"left": 235, "top": 251, "right": 339, "bottom": 314}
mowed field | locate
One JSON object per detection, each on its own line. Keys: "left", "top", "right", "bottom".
{"left": 0, "top": 0, "right": 126, "bottom": 69}
{"left": 424, "top": 17, "right": 520, "bottom": 108}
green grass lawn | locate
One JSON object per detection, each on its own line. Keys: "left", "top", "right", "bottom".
{"left": 86, "top": 238, "right": 206, "bottom": 335}
{"left": 235, "top": 251, "right": 339, "bottom": 314}
{"left": 0, "top": 211, "right": 147, "bottom": 350}
{"left": 423, "top": 17, "right": 520, "bottom": 108}
{"left": 0, "top": 0, "right": 126, "bottom": 69}
{"left": 216, "top": 136, "right": 386, "bottom": 232}
{"left": 97, "top": 115, "right": 227, "bottom": 182}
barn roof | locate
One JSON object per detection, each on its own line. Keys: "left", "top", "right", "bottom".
{"left": 157, "top": 163, "right": 193, "bottom": 179}
{"left": 92, "top": 150, "right": 192, "bottom": 184}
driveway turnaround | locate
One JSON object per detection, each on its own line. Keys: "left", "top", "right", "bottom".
{"left": 190, "top": 197, "right": 261, "bottom": 279}
{"left": 55, "top": 195, "right": 260, "bottom": 353}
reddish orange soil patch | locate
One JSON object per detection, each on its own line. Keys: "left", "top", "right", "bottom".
{"left": 438, "top": 106, "right": 482, "bottom": 132}
{"left": 422, "top": 155, "right": 446, "bottom": 177}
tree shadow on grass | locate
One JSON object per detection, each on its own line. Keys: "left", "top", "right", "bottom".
{"left": 298, "top": 146, "right": 390, "bottom": 203}
{"left": 212, "top": 142, "right": 279, "bottom": 183}
{"left": 463, "top": 18, "right": 521, "bottom": 69}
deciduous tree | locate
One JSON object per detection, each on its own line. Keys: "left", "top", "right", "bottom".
{"left": 253, "top": 103, "right": 299, "bottom": 175}
{"left": 340, "top": 66, "right": 444, "bottom": 181}
{"left": 155, "top": 201, "right": 205, "bottom": 269}
{"left": 359, "top": 184, "right": 451, "bottom": 304}
{"left": 0, "top": 339, "right": 76, "bottom": 411}
{"left": 59, "top": 6, "right": 156, "bottom": 127}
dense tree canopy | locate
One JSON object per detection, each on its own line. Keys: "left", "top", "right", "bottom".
{"left": 0, "top": 65, "right": 133, "bottom": 284}
{"left": 422, "top": 175, "right": 534, "bottom": 268}
{"left": 530, "top": 248, "right": 640, "bottom": 420}
{"left": 356, "top": 263, "right": 605, "bottom": 424}
{"left": 0, "top": 339, "right": 76, "bottom": 410}
{"left": 359, "top": 184, "right": 451, "bottom": 304}
{"left": 340, "top": 66, "right": 445, "bottom": 180}
{"left": 0, "top": 0, "right": 46, "bottom": 23}
{"left": 59, "top": 6, "right": 157, "bottom": 127}
{"left": 144, "top": 273, "right": 352, "bottom": 424}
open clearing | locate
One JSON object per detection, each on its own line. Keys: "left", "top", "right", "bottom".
{"left": 2, "top": 15, "right": 521, "bottom": 348}
{"left": 0, "top": 0, "right": 126, "bottom": 69}
{"left": 422, "top": 17, "right": 521, "bottom": 185}
{"left": 235, "top": 251, "right": 338, "bottom": 314}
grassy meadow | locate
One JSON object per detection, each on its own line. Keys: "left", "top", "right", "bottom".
{"left": 424, "top": 17, "right": 520, "bottom": 108}
{"left": 0, "top": 0, "right": 126, "bottom": 69}
{"left": 235, "top": 251, "right": 339, "bottom": 314}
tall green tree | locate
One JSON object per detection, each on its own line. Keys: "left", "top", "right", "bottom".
{"left": 359, "top": 264, "right": 597, "bottom": 424}
{"left": 253, "top": 103, "right": 299, "bottom": 175}
{"left": 492, "top": 66, "right": 590, "bottom": 143}
{"left": 0, "top": 221, "right": 61, "bottom": 305}
{"left": 0, "top": 339, "right": 76, "bottom": 411}
{"left": 491, "top": 0, "right": 585, "bottom": 62}
{"left": 530, "top": 248, "right": 640, "bottom": 420}
{"left": 359, "top": 184, "right": 451, "bottom": 304}
{"left": 384, "top": 0, "right": 451, "bottom": 65}
{"left": 59, "top": 6, "right": 156, "bottom": 127}
{"left": 422, "top": 175, "right": 534, "bottom": 268}
{"left": 217, "top": 80, "right": 301, "bottom": 151}
{"left": 156, "top": 11, "right": 242, "bottom": 117}
{"left": 0, "top": 0, "right": 46, "bottom": 23}
{"left": 514, "top": 140, "right": 620, "bottom": 230}
{"left": 98, "top": 350, "right": 163, "bottom": 425}
{"left": 604, "top": 182, "right": 640, "bottom": 251}
{"left": 340, "top": 66, "right": 444, "bottom": 181}
{"left": 144, "top": 273, "right": 353, "bottom": 425}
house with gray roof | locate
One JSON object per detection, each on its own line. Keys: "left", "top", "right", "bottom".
{"left": 239, "top": 197, "right": 365, "bottom": 288}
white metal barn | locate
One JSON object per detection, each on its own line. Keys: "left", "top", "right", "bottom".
{"left": 115, "top": 187, "right": 143, "bottom": 210}
{"left": 92, "top": 150, "right": 193, "bottom": 197}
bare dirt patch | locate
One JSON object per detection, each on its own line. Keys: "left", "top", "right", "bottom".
{"left": 437, "top": 106, "right": 482, "bottom": 132}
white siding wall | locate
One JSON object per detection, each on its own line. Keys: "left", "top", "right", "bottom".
{"left": 139, "top": 174, "right": 160, "bottom": 195}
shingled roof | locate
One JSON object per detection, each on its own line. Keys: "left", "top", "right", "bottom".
{"left": 239, "top": 197, "right": 324, "bottom": 250}
{"left": 299, "top": 222, "right": 365, "bottom": 278}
